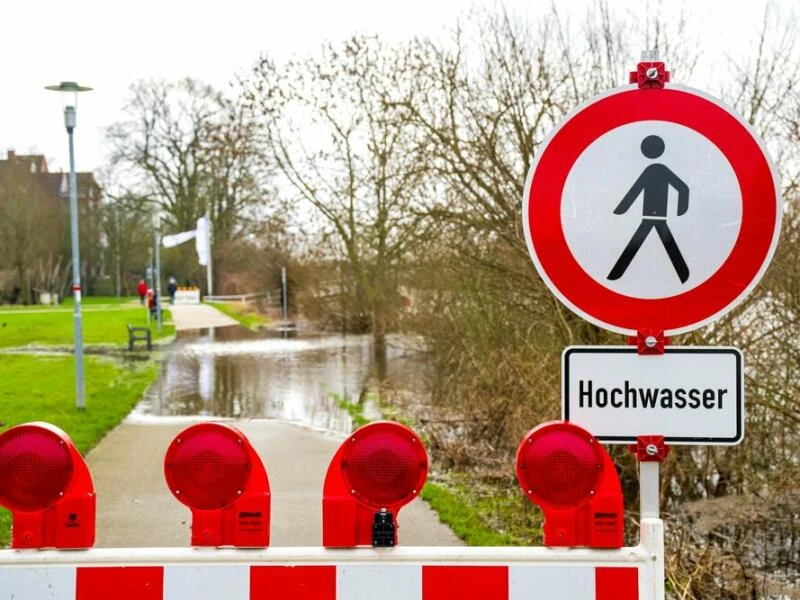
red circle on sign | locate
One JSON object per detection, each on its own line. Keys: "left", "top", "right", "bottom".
{"left": 523, "top": 85, "right": 781, "bottom": 335}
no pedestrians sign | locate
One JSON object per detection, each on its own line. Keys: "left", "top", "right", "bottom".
{"left": 522, "top": 85, "right": 782, "bottom": 335}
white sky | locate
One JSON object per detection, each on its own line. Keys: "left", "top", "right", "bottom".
{"left": 0, "top": 0, "right": 784, "bottom": 175}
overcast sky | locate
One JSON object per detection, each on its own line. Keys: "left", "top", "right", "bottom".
{"left": 0, "top": 0, "right": 785, "bottom": 175}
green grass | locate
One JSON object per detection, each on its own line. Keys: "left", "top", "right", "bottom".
{"left": 0, "top": 354, "right": 160, "bottom": 545}
{"left": 334, "top": 394, "right": 371, "bottom": 428}
{"left": 0, "top": 307, "right": 174, "bottom": 348}
{"left": 421, "top": 482, "right": 526, "bottom": 545}
{"left": 208, "top": 301, "right": 270, "bottom": 330}
{"left": 0, "top": 295, "right": 138, "bottom": 310}
{"left": 62, "top": 296, "right": 139, "bottom": 307}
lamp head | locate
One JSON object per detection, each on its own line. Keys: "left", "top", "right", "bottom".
{"left": 45, "top": 82, "right": 92, "bottom": 131}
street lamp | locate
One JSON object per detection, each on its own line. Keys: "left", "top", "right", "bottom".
{"left": 45, "top": 81, "right": 92, "bottom": 410}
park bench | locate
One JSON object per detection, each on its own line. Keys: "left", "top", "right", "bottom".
{"left": 126, "top": 324, "right": 152, "bottom": 351}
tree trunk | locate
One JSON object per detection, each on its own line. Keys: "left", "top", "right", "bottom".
{"left": 16, "top": 264, "right": 31, "bottom": 304}
{"left": 372, "top": 307, "right": 388, "bottom": 382}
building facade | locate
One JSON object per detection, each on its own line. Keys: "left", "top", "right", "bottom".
{"left": 0, "top": 150, "right": 103, "bottom": 303}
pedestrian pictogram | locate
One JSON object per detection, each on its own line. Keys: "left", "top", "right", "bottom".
{"left": 522, "top": 85, "right": 781, "bottom": 335}
{"left": 607, "top": 135, "right": 690, "bottom": 284}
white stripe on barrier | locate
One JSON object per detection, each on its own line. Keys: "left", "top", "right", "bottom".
{"left": 338, "top": 565, "right": 422, "bottom": 600}
{"left": 0, "top": 566, "right": 74, "bottom": 600}
{"left": 509, "top": 565, "right": 595, "bottom": 599}
{"left": 164, "top": 565, "right": 249, "bottom": 600}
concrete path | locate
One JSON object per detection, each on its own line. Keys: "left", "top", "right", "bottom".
{"left": 87, "top": 419, "right": 463, "bottom": 548}
{"left": 168, "top": 303, "right": 238, "bottom": 331}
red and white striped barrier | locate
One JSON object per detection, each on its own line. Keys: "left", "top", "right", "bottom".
{"left": 0, "top": 520, "right": 664, "bottom": 600}
{"left": 1, "top": 563, "right": 637, "bottom": 600}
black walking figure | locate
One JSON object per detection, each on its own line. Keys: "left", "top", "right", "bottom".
{"left": 607, "top": 135, "right": 690, "bottom": 283}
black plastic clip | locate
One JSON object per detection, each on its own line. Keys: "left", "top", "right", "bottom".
{"left": 372, "top": 509, "right": 395, "bottom": 547}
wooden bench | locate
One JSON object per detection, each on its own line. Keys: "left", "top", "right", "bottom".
{"left": 127, "top": 324, "right": 152, "bottom": 351}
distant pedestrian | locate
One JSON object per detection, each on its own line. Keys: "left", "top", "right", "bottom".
{"left": 167, "top": 277, "right": 177, "bottom": 305}
{"left": 137, "top": 279, "right": 148, "bottom": 305}
{"left": 148, "top": 289, "right": 158, "bottom": 318}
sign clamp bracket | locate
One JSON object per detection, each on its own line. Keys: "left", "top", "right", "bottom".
{"left": 629, "top": 61, "right": 670, "bottom": 88}
{"left": 628, "top": 435, "right": 670, "bottom": 463}
{"left": 628, "top": 329, "right": 669, "bottom": 355}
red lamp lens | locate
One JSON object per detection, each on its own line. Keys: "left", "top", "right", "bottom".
{"left": 517, "top": 424, "right": 603, "bottom": 508}
{"left": 0, "top": 425, "right": 74, "bottom": 512}
{"left": 342, "top": 425, "right": 427, "bottom": 508}
{"left": 164, "top": 424, "right": 251, "bottom": 510}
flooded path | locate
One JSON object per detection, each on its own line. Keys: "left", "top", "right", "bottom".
{"left": 133, "top": 326, "right": 423, "bottom": 433}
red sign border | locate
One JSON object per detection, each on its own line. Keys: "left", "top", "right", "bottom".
{"left": 522, "top": 84, "right": 781, "bottom": 336}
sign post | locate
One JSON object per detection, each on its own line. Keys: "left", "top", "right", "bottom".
{"left": 521, "top": 56, "right": 783, "bottom": 599}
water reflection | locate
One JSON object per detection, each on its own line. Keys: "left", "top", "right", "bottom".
{"left": 136, "top": 327, "right": 419, "bottom": 433}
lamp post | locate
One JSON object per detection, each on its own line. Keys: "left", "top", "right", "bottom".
{"left": 45, "top": 81, "right": 92, "bottom": 410}
{"left": 153, "top": 213, "right": 163, "bottom": 333}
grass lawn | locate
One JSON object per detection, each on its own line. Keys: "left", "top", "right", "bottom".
{"left": 420, "top": 482, "right": 526, "bottom": 545}
{"left": 0, "top": 354, "right": 160, "bottom": 545}
{"left": 62, "top": 296, "right": 139, "bottom": 307}
{"left": 209, "top": 301, "right": 271, "bottom": 330}
{"left": 0, "top": 306, "right": 174, "bottom": 348}
{"left": 0, "top": 295, "right": 138, "bottom": 310}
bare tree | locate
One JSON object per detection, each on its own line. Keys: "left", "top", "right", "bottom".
{"left": 106, "top": 78, "right": 267, "bottom": 290}
{"left": 246, "top": 37, "right": 434, "bottom": 368}
{"left": 100, "top": 193, "right": 156, "bottom": 295}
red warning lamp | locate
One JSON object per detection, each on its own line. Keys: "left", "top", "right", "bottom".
{"left": 0, "top": 422, "right": 95, "bottom": 549}
{"left": 164, "top": 422, "right": 270, "bottom": 547}
{"left": 323, "top": 421, "right": 428, "bottom": 547}
{"left": 515, "top": 421, "right": 623, "bottom": 548}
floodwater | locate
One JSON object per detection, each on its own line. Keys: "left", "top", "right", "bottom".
{"left": 134, "top": 326, "right": 424, "bottom": 433}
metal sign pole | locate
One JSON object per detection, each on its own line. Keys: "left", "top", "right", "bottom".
{"left": 154, "top": 217, "right": 162, "bottom": 333}
{"left": 281, "top": 266, "right": 288, "bottom": 322}
{"left": 633, "top": 436, "right": 667, "bottom": 600}
{"left": 640, "top": 462, "right": 660, "bottom": 520}
{"left": 206, "top": 213, "right": 213, "bottom": 297}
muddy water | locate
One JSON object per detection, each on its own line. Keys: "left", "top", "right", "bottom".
{"left": 135, "top": 326, "right": 423, "bottom": 433}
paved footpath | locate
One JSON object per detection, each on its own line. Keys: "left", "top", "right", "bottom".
{"left": 87, "top": 419, "right": 463, "bottom": 547}
{"left": 168, "top": 303, "right": 238, "bottom": 331}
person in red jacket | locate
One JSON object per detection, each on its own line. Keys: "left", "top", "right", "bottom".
{"left": 137, "top": 279, "right": 148, "bottom": 305}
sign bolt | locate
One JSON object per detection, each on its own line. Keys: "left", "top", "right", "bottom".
{"left": 645, "top": 443, "right": 659, "bottom": 456}
{"left": 644, "top": 335, "right": 658, "bottom": 348}
{"left": 646, "top": 67, "right": 659, "bottom": 80}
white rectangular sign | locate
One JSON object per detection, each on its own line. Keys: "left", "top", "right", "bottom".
{"left": 562, "top": 347, "right": 743, "bottom": 445}
{"left": 174, "top": 289, "right": 201, "bottom": 305}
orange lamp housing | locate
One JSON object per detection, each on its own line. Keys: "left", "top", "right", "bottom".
{"left": 164, "top": 422, "right": 270, "bottom": 547}
{"left": 323, "top": 421, "right": 428, "bottom": 547}
{"left": 515, "top": 421, "right": 624, "bottom": 548}
{"left": 0, "top": 422, "right": 95, "bottom": 549}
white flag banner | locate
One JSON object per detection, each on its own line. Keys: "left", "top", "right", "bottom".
{"left": 162, "top": 229, "right": 197, "bottom": 248}
{"left": 195, "top": 216, "right": 210, "bottom": 266}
